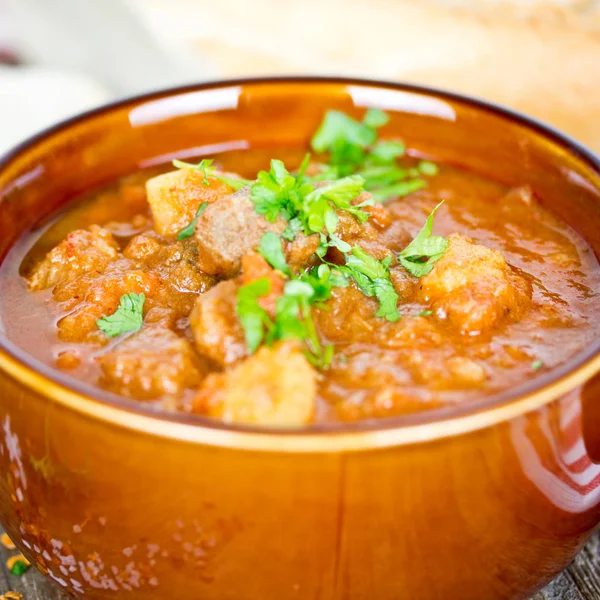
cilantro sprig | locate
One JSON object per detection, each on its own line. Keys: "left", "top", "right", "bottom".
{"left": 250, "top": 159, "right": 370, "bottom": 240}
{"left": 172, "top": 158, "right": 250, "bottom": 190}
{"left": 397, "top": 201, "right": 448, "bottom": 277}
{"left": 310, "top": 109, "right": 438, "bottom": 203}
{"left": 177, "top": 202, "right": 208, "bottom": 240}
{"left": 338, "top": 248, "right": 400, "bottom": 322}
{"left": 236, "top": 264, "right": 345, "bottom": 368}
{"left": 97, "top": 293, "right": 146, "bottom": 338}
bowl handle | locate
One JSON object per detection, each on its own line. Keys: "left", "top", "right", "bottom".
{"left": 581, "top": 372, "right": 600, "bottom": 463}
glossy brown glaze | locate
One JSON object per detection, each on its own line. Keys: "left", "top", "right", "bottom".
{"left": 1, "top": 78, "right": 600, "bottom": 599}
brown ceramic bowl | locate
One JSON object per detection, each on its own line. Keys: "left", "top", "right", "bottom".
{"left": 1, "top": 77, "right": 600, "bottom": 600}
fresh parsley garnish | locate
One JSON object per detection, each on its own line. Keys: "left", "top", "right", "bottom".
{"left": 310, "top": 109, "right": 435, "bottom": 203}
{"left": 258, "top": 232, "right": 290, "bottom": 275}
{"left": 250, "top": 159, "right": 369, "bottom": 238}
{"left": 397, "top": 201, "right": 448, "bottom": 277}
{"left": 371, "top": 179, "right": 426, "bottom": 203}
{"left": 177, "top": 202, "right": 208, "bottom": 240}
{"left": 236, "top": 268, "right": 341, "bottom": 368}
{"left": 96, "top": 293, "right": 146, "bottom": 338}
{"left": 337, "top": 248, "right": 400, "bottom": 322}
{"left": 236, "top": 278, "right": 271, "bottom": 353}
{"left": 418, "top": 160, "right": 439, "bottom": 177}
{"left": 311, "top": 109, "right": 388, "bottom": 176}
{"left": 531, "top": 360, "right": 544, "bottom": 370}
{"left": 418, "top": 310, "right": 433, "bottom": 317}
{"left": 172, "top": 158, "right": 249, "bottom": 190}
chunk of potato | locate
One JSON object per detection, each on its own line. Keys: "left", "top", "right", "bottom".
{"left": 98, "top": 327, "right": 204, "bottom": 400}
{"left": 418, "top": 233, "right": 532, "bottom": 335}
{"left": 146, "top": 168, "right": 233, "bottom": 236}
{"left": 193, "top": 342, "right": 317, "bottom": 426}
{"left": 27, "top": 225, "right": 118, "bottom": 291}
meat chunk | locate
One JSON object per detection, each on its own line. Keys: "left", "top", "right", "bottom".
{"left": 27, "top": 226, "right": 118, "bottom": 291}
{"left": 333, "top": 197, "right": 410, "bottom": 262}
{"left": 418, "top": 233, "right": 532, "bottom": 335}
{"left": 314, "top": 283, "right": 380, "bottom": 343}
{"left": 193, "top": 342, "right": 317, "bottom": 426}
{"left": 98, "top": 327, "right": 204, "bottom": 400}
{"left": 55, "top": 260, "right": 160, "bottom": 343}
{"left": 285, "top": 232, "right": 320, "bottom": 273}
{"left": 190, "top": 280, "right": 247, "bottom": 367}
{"left": 195, "top": 186, "right": 287, "bottom": 277}
{"left": 146, "top": 168, "right": 234, "bottom": 236}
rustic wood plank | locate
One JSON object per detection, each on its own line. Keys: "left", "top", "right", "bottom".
{"left": 0, "top": 528, "right": 597, "bottom": 598}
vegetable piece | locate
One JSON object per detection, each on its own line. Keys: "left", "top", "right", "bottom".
{"left": 258, "top": 232, "right": 291, "bottom": 275}
{"left": 96, "top": 293, "right": 146, "bottom": 338}
{"left": 177, "top": 202, "right": 208, "bottom": 240}
{"left": 531, "top": 360, "right": 544, "bottom": 370}
{"left": 397, "top": 201, "right": 448, "bottom": 277}
{"left": 342, "top": 248, "right": 400, "bottom": 322}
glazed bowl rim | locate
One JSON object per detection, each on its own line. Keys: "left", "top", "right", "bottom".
{"left": 1, "top": 75, "right": 599, "bottom": 452}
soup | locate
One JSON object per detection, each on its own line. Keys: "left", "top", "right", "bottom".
{"left": 1, "top": 109, "right": 599, "bottom": 426}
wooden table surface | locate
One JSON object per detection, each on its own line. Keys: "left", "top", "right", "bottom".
{"left": 0, "top": 528, "right": 597, "bottom": 599}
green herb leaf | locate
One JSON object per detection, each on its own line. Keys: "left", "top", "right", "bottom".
{"left": 418, "top": 160, "right": 439, "bottom": 176}
{"left": 371, "top": 179, "right": 426, "bottom": 203}
{"left": 531, "top": 360, "right": 544, "bottom": 370}
{"left": 367, "top": 140, "right": 405, "bottom": 164}
{"left": 177, "top": 202, "right": 208, "bottom": 240}
{"left": 362, "top": 108, "right": 390, "bottom": 129}
{"left": 343, "top": 247, "right": 400, "bottom": 321}
{"left": 397, "top": 201, "right": 447, "bottom": 277}
{"left": 172, "top": 158, "right": 216, "bottom": 184}
{"left": 311, "top": 110, "right": 378, "bottom": 154}
{"left": 258, "top": 232, "right": 290, "bottom": 275}
{"left": 96, "top": 293, "right": 146, "bottom": 338}
{"left": 216, "top": 175, "right": 250, "bottom": 190}
{"left": 418, "top": 310, "right": 433, "bottom": 317}
{"left": 236, "top": 278, "right": 272, "bottom": 353}
{"left": 9, "top": 560, "right": 29, "bottom": 576}
{"left": 282, "top": 217, "right": 303, "bottom": 241}
{"left": 172, "top": 158, "right": 249, "bottom": 190}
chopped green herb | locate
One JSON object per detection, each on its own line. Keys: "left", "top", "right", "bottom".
{"left": 172, "top": 158, "right": 250, "bottom": 190}
{"left": 258, "top": 232, "right": 290, "bottom": 275}
{"left": 177, "top": 202, "right": 208, "bottom": 240}
{"left": 250, "top": 159, "right": 368, "bottom": 239}
{"left": 310, "top": 109, "right": 428, "bottom": 201}
{"left": 418, "top": 160, "right": 439, "bottom": 176}
{"left": 398, "top": 201, "right": 448, "bottom": 277}
{"left": 371, "top": 179, "right": 426, "bottom": 203}
{"left": 236, "top": 278, "right": 272, "bottom": 353}
{"left": 9, "top": 560, "right": 29, "bottom": 577}
{"left": 173, "top": 158, "right": 216, "bottom": 184}
{"left": 362, "top": 108, "right": 390, "bottom": 129}
{"left": 531, "top": 360, "right": 544, "bottom": 370}
{"left": 96, "top": 293, "right": 145, "bottom": 338}
{"left": 418, "top": 310, "right": 433, "bottom": 317}
{"left": 367, "top": 140, "right": 405, "bottom": 164}
{"left": 342, "top": 248, "right": 400, "bottom": 322}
